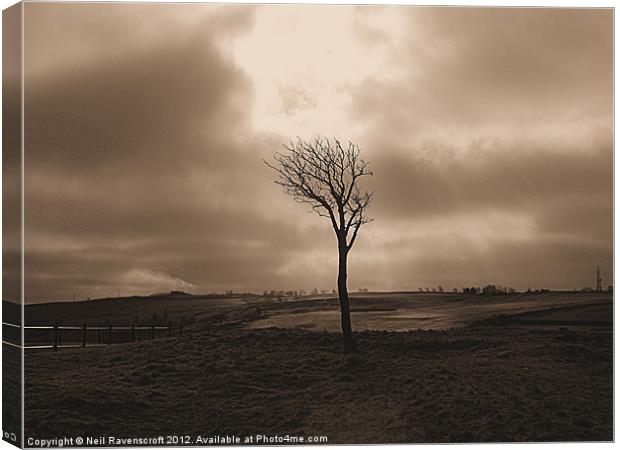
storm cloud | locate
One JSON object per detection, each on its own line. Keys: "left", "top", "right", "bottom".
{"left": 14, "top": 4, "right": 612, "bottom": 302}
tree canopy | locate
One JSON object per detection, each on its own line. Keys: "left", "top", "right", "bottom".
{"left": 265, "top": 136, "right": 373, "bottom": 251}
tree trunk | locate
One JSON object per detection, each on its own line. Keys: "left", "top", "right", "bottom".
{"left": 337, "top": 239, "right": 356, "bottom": 353}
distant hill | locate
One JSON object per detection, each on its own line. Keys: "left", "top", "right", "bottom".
{"left": 149, "top": 290, "right": 195, "bottom": 299}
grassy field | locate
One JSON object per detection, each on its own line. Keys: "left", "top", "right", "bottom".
{"left": 20, "top": 291, "right": 613, "bottom": 444}
{"left": 249, "top": 291, "right": 612, "bottom": 331}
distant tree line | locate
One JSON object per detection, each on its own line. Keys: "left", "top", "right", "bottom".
{"left": 262, "top": 288, "right": 339, "bottom": 299}
{"left": 417, "top": 285, "right": 518, "bottom": 295}
{"left": 418, "top": 286, "right": 446, "bottom": 293}
{"left": 263, "top": 290, "right": 304, "bottom": 298}
{"left": 463, "top": 285, "right": 518, "bottom": 295}
{"left": 524, "top": 287, "right": 551, "bottom": 294}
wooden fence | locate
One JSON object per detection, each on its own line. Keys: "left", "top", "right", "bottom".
{"left": 2, "top": 321, "right": 183, "bottom": 351}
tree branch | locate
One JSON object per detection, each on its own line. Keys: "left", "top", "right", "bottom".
{"left": 265, "top": 136, "right": 373, "bottom": 249}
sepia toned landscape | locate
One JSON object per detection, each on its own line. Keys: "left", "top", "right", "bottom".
{"left": 2, "top": 2, "right": 613, "bottom": 446}
{"left": 14, "top": 290, "right": 613, "bottom": 442}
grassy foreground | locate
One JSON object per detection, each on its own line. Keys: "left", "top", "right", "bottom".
{"left": 25, "top": 326, "right": 612, "bottom": 443}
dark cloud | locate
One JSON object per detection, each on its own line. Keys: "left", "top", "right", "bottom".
{"left": 351, "top": 7, "right": 611, "bottom": 131}
{"left": 15, "top": 5, "right": 613, "bottom": 301}
{"left": 25, "top": 7, "right": 253, "bottom": 174}
{"left": 21, "top": 3, "right": 303, "bottom": 301}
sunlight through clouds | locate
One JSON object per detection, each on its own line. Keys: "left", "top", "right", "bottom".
{"left": 232, "top": 6, "right": 406, "bottom": 140}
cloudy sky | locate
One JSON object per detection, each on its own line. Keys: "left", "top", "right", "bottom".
{"left": 12, "top": 4, "right": 612, "bottom": 302}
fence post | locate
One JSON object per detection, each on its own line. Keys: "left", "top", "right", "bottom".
{"left": 132, "top": 324, "right": 136, "bottom": 342}
{"left": 58, "top": 325, "right": 62, "bottom": 347}
{"left": 168, "top": 322, "right": 172, "bottom": 337}
{"left": 138, "top": 329, "right": 141, "bottom": 341}
{"left": 108, "top": 322, "right": 112, "bottom": 345}
{"left": 150, "top": 325, "right": 155, "bottom": 340}
{"left": 53, "top": 323, "right": 59, "bottom": 351}
{"left": 82, "top": 323, "right": 87, "bottom": 348}
{"left": 97, "top": 328, "right": 102, "bottom": 344}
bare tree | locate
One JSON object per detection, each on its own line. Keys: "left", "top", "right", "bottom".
{"left": 265, "top": 136, "right": 373, "bottom": 352}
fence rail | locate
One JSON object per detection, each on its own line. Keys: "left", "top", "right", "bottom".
{"left": 2, "top": 321, "right": 183, "bottom": 351}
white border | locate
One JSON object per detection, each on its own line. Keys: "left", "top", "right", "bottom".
{"left": 0, "top": 2, "right": 615, "bottom": 450}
